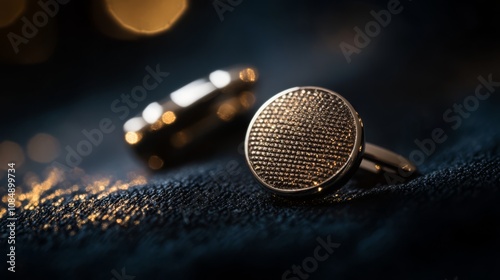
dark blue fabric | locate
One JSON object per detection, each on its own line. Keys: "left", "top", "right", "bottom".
{"left": 3, "top": 104, "right": 500, "bottom": 280}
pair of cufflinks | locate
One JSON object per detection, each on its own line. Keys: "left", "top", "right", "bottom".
{"left": 123, "top": 66, "right": 417, "bottom": 198}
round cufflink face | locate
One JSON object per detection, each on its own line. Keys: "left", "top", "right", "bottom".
{"left": 245, "top": 86, "right": 364, "bottom": 197}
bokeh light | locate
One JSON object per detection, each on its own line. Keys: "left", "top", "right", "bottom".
{"left": 96, "top": 0, "right": 188, "bottom": 39}
{"left": 27, "top": 133, "right": 61, "bottom": 163}
{"left": 125, "top": 131, "right": 142, "bottom": 145}
{"left": 0, "top": 0, "right": 26, "bottom": 28}
{"left": 217, "top": 102, "right": 238, "bottom": 122}
{"left": 161, "top": 111, "right": 177, "bottom": 125}
{"left": 239, "top": 68, "right": 257, "bottom": 83}
{"left": 148, "top": 155, "right": 164, "bottom": 170}
{"left": 0, "top": 140, "right": 25, "bottom": 169}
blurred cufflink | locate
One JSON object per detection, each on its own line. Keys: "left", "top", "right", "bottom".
{"left": 244, "top": 86, "right": 417, "bottom": 197}
{"left": 124, "top": 66, "right": 258, "bottom": 170}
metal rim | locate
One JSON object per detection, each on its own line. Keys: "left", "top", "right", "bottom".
{"left": 244, "top": 86, "right": 364, "bottom": 197}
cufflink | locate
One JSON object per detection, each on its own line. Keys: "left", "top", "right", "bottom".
{"left": 244, "top": 86, "right": 417, "bottom": 197}
{"left": 124, "top": 66, "right": 258, "bottom": 170}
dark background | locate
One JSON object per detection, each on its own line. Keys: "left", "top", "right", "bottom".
{"left": 1, "top": 0, "right": 499, "bottom": 173}
{"left": 1, "top": 0, "right": 499, "bottom": 279}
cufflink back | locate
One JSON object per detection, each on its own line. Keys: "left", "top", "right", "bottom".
{"left": 244, "top": 86, "right": 417, "bottom": 197}
{"left": 124, "top": 66, "right": 258, "bottom": 170}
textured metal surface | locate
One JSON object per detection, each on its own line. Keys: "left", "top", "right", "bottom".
{"left": 246, "top": 87, "right": 358, "bottom": 191}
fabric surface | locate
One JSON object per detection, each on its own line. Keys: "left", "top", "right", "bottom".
{"left": 3, "top": 103, "right": 500, "bottom": 280}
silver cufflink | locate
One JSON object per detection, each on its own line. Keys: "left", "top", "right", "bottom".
{"left": 123, "top": 66, "right": 258, "bottom": 170}
{"left": 245, "top": 86, "right": 417, "bottom": 197}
